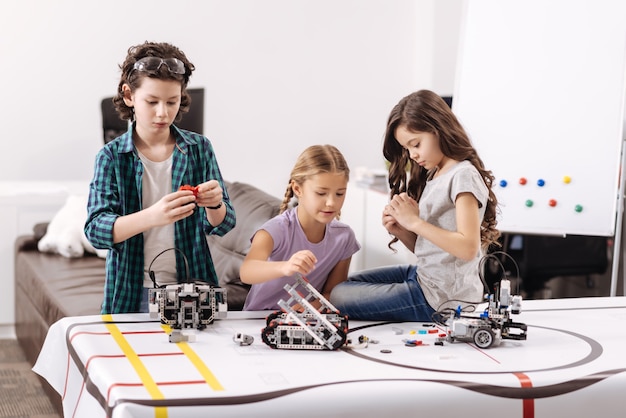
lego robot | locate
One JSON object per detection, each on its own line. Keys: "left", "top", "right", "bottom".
{"left": 261, "top": 275, "right": 349, "bottom": 350}
{"left": 440, "top": 278, "right": 527, "bottom": 349}
{"left": 149, "top": 282, "right": 227, "bottom": 330}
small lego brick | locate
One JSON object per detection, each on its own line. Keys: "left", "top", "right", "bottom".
{"left": 169, "top": 330, "right": 196, "bottom": 343}
{"left": 233, "top": 333, "right": 254, "bottom": 346}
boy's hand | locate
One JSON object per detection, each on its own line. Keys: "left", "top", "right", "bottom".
{"left": 195, "top": 180, "right": 223, "bottom": 208}
{"left": 150, "top": 191, "right": 196, "bottom": 226}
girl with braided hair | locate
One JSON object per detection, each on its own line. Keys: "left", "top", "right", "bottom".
{"left": 330, "top": 90, "right": 500, "bottom": 321}
{"left": 241, "top": 145, "right": 360, "bottom": 311}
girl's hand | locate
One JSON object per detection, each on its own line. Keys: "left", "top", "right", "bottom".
{"left": 382, "top": 210, "right": 406, "bottom": 237}
{"left": 195, "top": 180, "right": 223, "bottom": 208}
{"left": 387, "top": 192, "right": 420, "bottom": 230}
{"left": 282, "top": 250, "right": 317, "bottom": 277}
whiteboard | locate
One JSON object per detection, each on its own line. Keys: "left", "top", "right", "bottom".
{"left": 453, "top": 0, "right": 626, "bottom": 237}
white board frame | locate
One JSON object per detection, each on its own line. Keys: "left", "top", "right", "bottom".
{"left": 453, "top": 0, "right": 626, "bottom": 237}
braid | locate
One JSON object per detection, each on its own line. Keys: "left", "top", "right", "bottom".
{"left": 279, "top": 182, "right": 294, "bottom": 213}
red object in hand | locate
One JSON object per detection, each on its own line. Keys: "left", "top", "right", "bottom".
{"left": 179, "top": 185, "right": 199, "bottom": 197}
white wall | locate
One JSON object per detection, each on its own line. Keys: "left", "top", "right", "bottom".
{"left": 0, "top": 0, "right": 461, "bottom": 198}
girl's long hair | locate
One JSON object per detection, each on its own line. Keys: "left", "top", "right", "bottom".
{"left": 383, "top": 90, "right": 500, "bottom": 251}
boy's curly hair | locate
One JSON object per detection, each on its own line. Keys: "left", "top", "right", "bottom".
{"left": 112, "top": 41, "right": 195, "bottom": 122}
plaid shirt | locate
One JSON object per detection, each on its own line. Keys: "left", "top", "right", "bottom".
{"left": 85, "top": 124, "right": 236, "bottom": 314}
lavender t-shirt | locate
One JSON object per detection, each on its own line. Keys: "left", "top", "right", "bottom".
{"left": 243, "top": 207, "right": 361, "bottom": 310}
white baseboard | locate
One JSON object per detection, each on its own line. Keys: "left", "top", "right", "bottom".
{"left": 0, "top": 323, "right": 16, "bottom": 339}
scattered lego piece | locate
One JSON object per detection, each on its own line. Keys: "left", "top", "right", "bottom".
{"left": 392, "top": 327, "right": 403, "bottom": 335}
{"left": 233, "top": 333, "right": 254, "bottom": 346}
{"left": 404, "top": 339, "right": 426, "bottom": 347}
{"left": 169, "top": 329, "right": 196, "bottom": 343}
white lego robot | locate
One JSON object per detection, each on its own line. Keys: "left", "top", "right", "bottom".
{"left": 149, "top": 282, "right": 227, "bottom": 330}
{"left": 261, "top": 275, "right": 349, "bottom": 350}
{"left": 440, "top": 278, "right": 527, "bottom": 349}
{"left": 146, "top": 247, "right": 228, "bottom": 332}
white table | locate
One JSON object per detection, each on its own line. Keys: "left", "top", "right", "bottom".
{"left": 34, "top": 297, "right": 626, "bottom": 418}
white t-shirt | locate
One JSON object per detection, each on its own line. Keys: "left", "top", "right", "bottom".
{"left": 413, "top": 160, "right": 488, "bottom": 311}
{"left": 137, "top": 150, "right": 176, "bottom": 288}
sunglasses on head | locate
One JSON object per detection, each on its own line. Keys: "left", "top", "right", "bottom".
{"left": 132, "top": 57, "right": 186, "bottom": 75}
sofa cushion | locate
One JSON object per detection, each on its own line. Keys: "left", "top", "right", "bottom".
{"left": 208, "top": 181, "right": 281, "bottom": 309}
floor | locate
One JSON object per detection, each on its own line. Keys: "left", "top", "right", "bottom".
{"left": 0, "top": 339, "right": 60, "bottom": 418}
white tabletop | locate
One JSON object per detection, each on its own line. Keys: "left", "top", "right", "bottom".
{"left": 34, "top": 297, "right": 626, "bottom": 418}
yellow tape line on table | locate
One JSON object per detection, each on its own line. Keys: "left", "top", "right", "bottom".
{"left": 160, "top": 324, "right": 225, "bottom": 391}
{"left": 103, "top": 315, "right": 167, "bottom": 418}
{"left": 102, "top": 315, "right": 224, "bottom": 418}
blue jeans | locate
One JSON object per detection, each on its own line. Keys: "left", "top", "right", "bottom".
{"left": 329, "top": 264, "right": 435, "bottom": 322}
